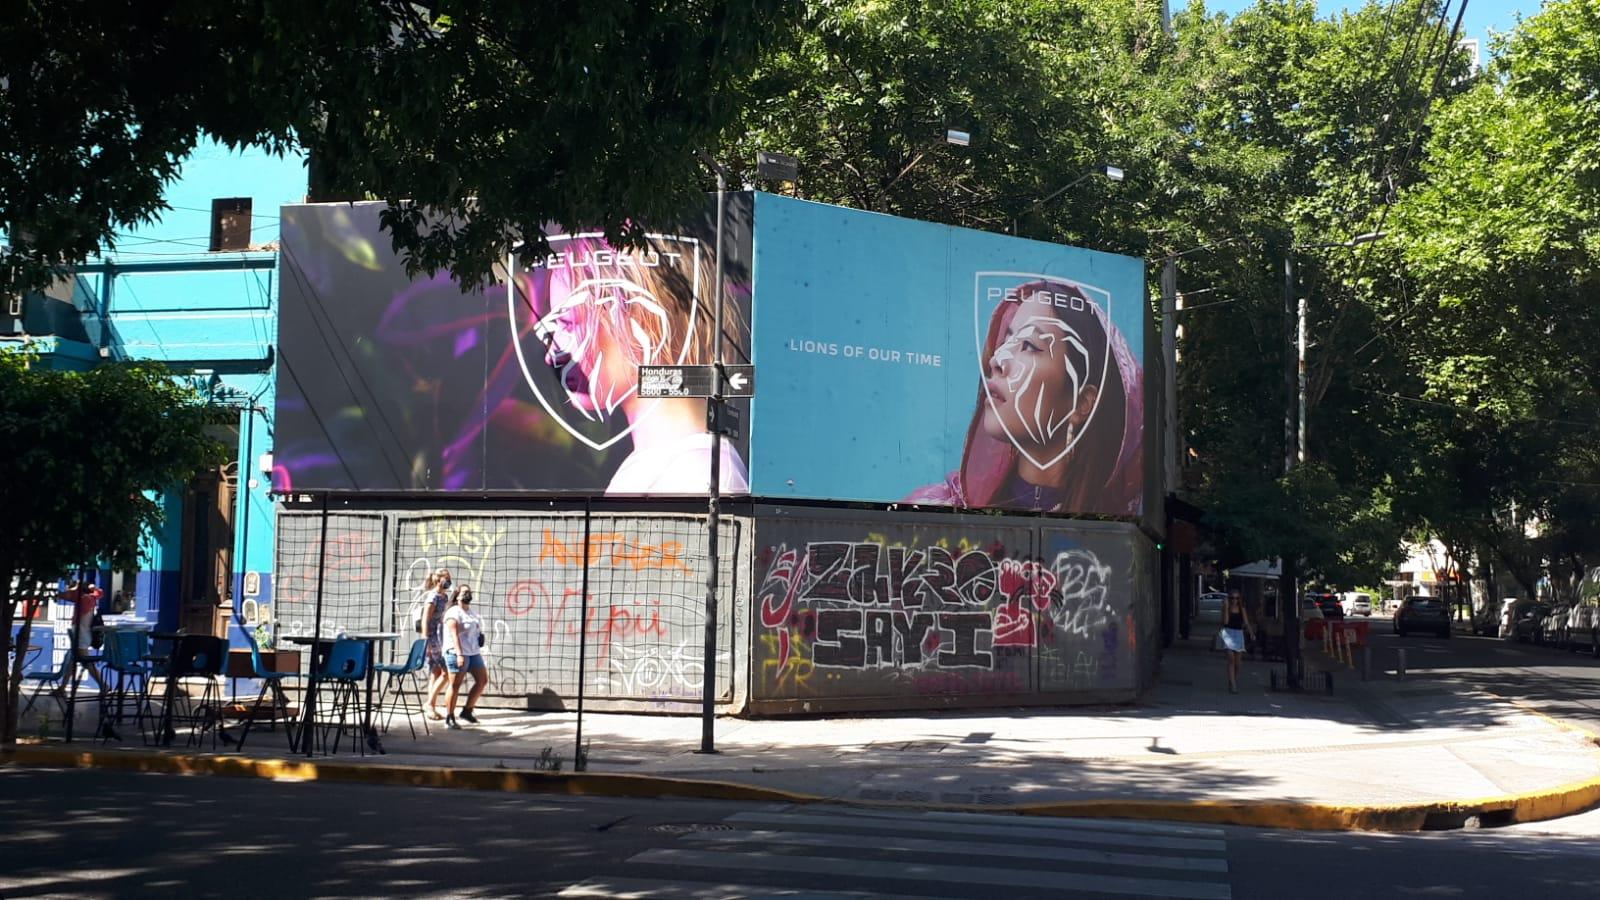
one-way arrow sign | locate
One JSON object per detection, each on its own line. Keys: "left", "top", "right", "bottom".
{"left": 722, "top": 365, "right": 755, "bottom": 397}
{"left": 638, "top": 364, "right": 756, "bottom": 399}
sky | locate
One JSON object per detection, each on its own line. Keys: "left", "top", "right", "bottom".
{"left": 1189, "top": 0, "right": 1543, "bottom": 58}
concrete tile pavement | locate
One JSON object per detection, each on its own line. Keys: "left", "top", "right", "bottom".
{"left": 251, "top": 637, "right": 1600, "bottom": 809}
{"left": 16, "top": 631, "right": 1600, "bottom": 827}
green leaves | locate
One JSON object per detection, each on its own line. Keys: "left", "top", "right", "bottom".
{"left": 1, "top": 1, "right": 801, "bottom": 295}
{"left": 0, "top": 351, "right": 225, "bottom": 580}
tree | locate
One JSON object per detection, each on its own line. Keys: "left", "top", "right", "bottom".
{"left": 0, "top": 350, "right": 225, "bottom": 745}
{"left": 1384, "top": 0, "right": 1600, "bottom": 600}
{"left": 0, "top": 0, "right": 799, "bottom": 294}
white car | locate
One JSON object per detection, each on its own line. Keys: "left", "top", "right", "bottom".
{"left": 1567, "top": 604, "right": 1600, "bottom": 655}
{"left": 1197, "top": 592, "right": 1228, "bottom": 620}
{"left": 1342, "top": 593, "right": 1373, "bottom": 616}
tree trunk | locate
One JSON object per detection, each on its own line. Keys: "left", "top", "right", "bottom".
{"left": 1, "top": 554, "right": 21, "bottom": 747}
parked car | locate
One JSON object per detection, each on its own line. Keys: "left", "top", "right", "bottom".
{"left": 1395, "top": 597, "right": 1451, "bottom": 639}
{"left": 1197, "top": 592, "right": 1228, "bottom": 619}
{"left": 1511, "top": 604, "right": 1553, "bottom": 644}
{"left": 1565, "top": 603, "right": 1600, "bottom": 656}
{"left": 1342, "top": 592, "right": 1373, "bottom": 617}
{"left": 1307, "top": 592, "right": 1344, "bottom": 620}
{"left": 1540, "top": 604, "right": 1572, "bottom": 647}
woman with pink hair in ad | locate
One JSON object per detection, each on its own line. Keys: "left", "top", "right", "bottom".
{"left": 908, "top": 278, "right": 1143, "bottom": 515}
{"left": 512, "top": 234, "right": 749, "bottom": 495}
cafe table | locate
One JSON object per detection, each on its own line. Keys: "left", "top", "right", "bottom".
{"left": 283, "top": 632, "right": 400, "bottom": 756}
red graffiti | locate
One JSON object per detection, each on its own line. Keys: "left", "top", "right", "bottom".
{"left": 501, "top": 578, "right": 668, "bottom": 666}
{"left": 756, "top": 546, "right": 806, "bottom": 671}
{"left": 992, "top": 599, "right": 1034, "bottom": 647}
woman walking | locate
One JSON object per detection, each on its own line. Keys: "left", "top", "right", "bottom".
{"left": 419, "top": 568, "right": 452, "bottom": 719}
{"left": 1221, "top": 589, "right": 1254, "bottom": 693}
{"left": 442, "top": 584, "right": 489, "bottom": 729}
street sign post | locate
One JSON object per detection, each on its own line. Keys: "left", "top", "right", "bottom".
{"left": 707, "top": 401, "right": 741, "bottom": 439}
{"left": 638, "top": 364, "right": 755, "bottom": 399}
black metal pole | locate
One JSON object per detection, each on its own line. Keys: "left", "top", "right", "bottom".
{"left": 574, "top": 497, "right": 591, "bottom": 771}
{"left": 1281, "top": 254, "right": 1301, "bottom": 689}
{"left": 699, "top": 166, "right": 727, "bottom": 754}
{"left": 302, "top": 492, "right": 330, "bottom": 755}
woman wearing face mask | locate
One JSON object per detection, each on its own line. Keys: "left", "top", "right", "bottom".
{"left": 442, "top": 584, "right": 489, "bottom": 729}
{"left": 908, "top": 279, "right": 1143, "bottom": 514}
{"left": 420, "top": 568, "right": 453, "bottom": 720}
{"left": 512, "top": 235, "right": 750, "bottom": 495}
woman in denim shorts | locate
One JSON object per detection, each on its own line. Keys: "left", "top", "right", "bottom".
{"left": 442, "top": 585, "right": 489, "bottom": 729}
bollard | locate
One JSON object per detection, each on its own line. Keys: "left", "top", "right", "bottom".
{"left": 1396, "top": 648, "right": 1407, "bottom": 680}
{"left": 1361, "top": 644, "right": 1372, "bottom": 681}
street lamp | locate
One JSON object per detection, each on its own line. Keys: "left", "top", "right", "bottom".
{"left": 1011, "top": 164, "right": 1125, "bottom": 236}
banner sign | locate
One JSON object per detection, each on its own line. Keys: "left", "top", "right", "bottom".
{"left": 273, "top": 193, "right": 1147, "bottom": 517}
{"left": 748, "top": 194, "right": 1147, "bottom": 517}
{"left": 273, "top": 197, "right": 753, "bottom": 494}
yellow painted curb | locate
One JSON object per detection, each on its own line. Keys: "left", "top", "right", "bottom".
{"left": 0, "top": 745, "right": 816, "bottom": 805}
{"left": 6, "top": 741, "right": 1600, "bottom": 832}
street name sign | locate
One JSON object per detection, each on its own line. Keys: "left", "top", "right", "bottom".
{"left": 638, "top": 364, "right": 756, "bottom": 399}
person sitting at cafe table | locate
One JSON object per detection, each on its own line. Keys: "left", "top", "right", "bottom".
{"left": 441, "top": 585, "right": 489, "bottom": 730}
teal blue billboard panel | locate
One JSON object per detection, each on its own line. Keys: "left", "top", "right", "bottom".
{"left": 749, "top": 194, "right": 1147, "bottom": 517}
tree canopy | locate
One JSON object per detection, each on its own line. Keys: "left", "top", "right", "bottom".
{"left": 5, "top": 0, "right": 1599, "bottom": 595}
{"left": 0, "top": 0, "right": 799, "bottom": 294}
{"left": 0, "top": 351, "right": 225, "bottom": 744}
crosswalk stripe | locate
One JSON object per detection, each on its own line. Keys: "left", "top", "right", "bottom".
{"left": 628, "top": 848, "right": 1233, "bottom": 900}
{"left": 558, "top": 877, "right": 919, "bottom": 899}
{"left": 682, "top": 828, "right": 1230, "bottom": 873}
{"left": 840, "top": 807, "right": 1227, "bottom": 838}
{"left": 724, "top": 811, "right": 1226, "bottom": 853}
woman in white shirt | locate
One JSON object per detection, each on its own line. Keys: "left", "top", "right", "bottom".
{"left": 442, "top": 585, "right": 489, "bottom": 729}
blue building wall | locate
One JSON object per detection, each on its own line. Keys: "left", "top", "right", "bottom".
{"left": 8, "top": 140, "right": 306, "bottom": 663}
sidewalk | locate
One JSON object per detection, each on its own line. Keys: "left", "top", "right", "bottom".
{"left": 12, "top": 630, "right": 1600, "bottom": 830}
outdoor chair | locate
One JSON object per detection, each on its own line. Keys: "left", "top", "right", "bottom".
{"left": 97, "top": 629, "right": 156, "bottom": 743}
{"left": 21, "top": 647, "right": 76, "bottom": 724}
{"left": 236, "top": 631, "right": 302, "bottom": 751}
{"left": 373, "top": 638, "right": 430, "bottom": 739}
{"left": 314, "top": 638, "right": 372, "bottom": 756}
{"left": 154, "top": 635, "right": 229, "bottom": 750}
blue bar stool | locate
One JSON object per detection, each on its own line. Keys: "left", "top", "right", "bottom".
{"left": 315, "top": 638, "right": 372, "bottom": 755}
{"left": 236, "top": 632, "right": 303, "bottom": 751}
{"left": 373, "top": 638, "right": 430, "bottom": 739}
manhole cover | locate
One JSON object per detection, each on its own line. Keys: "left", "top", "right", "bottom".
{"left": 649, "top": 823, "right": 737, "bottom": 834}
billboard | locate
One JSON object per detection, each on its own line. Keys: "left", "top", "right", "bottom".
{"left": 273, "top": 197, "right": 753, "bottom": 493}
{"left": 749, "top": 194, "right": 1147, "bottom": 517}
{"left": 273, "top": 192, "right": 1149, "bottom": 516}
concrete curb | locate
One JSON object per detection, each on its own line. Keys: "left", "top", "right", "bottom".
{"left": 8, "top": 741, "right": 1600, "bottom": 832}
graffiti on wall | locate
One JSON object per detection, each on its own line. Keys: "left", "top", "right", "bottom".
{"left": 390, "top": 515, "right": 736, "bottom": 703}
{"left": 272, "top": 512, "right": 736, "bottom": 704}
{"left": 754, "top": 521, "right": 1133, "bottom": 700}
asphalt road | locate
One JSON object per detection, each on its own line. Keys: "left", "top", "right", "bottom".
{"left": 4, "top": 766, "right": 1600, "bottom": 899}
{"left": 1358, "top": 610, "right": 1600, "bottom": 736}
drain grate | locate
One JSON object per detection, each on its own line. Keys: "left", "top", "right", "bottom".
{"left": 649, "top": 823, "right": 737, "bottom": 834}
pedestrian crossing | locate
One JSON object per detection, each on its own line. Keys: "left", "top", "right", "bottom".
{"left": 558, "top": 805, "right": 1233, "bottom": 899}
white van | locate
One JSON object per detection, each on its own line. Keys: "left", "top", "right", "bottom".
{"left": 1340, "top": 592, "right": 1373, "bottom": 617}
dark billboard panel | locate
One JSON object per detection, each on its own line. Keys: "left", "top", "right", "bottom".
{"left": 748, "top": 194, "right": 1147, "bottom": 517}
{"left": 273, "top": 197, "right": 753, "bottom": 493}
